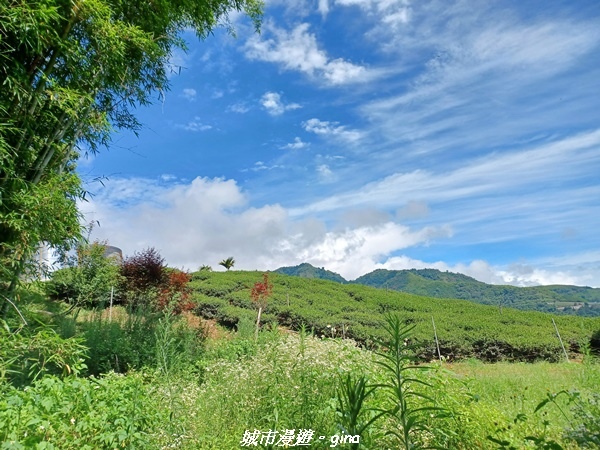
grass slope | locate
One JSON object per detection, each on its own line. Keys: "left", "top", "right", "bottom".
{"left": 191, "top": 270, "right": 600, "bottom": 362}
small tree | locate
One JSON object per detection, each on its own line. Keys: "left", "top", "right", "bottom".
{"left": 120, "top": 248, "right": 167, "bottom": 309}
{"left": 219, "top": 257, "right": 235, "bottom": 271}
{"left": 120, "top": 248, "right": 192, "bottom": 314}
{"left": 47, "top": 240, "right": 122, "bottom": 307}
{"left": 250, "top": 273, "right": 273, "bottom": 341}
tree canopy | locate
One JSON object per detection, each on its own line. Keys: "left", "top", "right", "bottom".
{"left": 0, "top": 0, "right": 263, "bottom": 315}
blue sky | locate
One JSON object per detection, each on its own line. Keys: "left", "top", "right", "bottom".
{"left": 80, "top": 0, "right": 600, "bottom": 286}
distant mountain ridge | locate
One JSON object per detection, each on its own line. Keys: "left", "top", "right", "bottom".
{"left": 273, "top": 264, "right": 600, "bottom": 317}
{"left": 274, "top": 263, "right": 346, "bottom": 284}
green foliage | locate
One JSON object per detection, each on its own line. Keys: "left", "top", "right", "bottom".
{"left": 219, "top": 256, "right": 236, "bottom": 271}
{"left": 0, "top": 0, "right": 263, "bottom": 312}
{"left": 46, "top": 241, "right": 122, "bottom": 307}
{"left": 80, "top": 307, "right": 158, "bottom": 375}
{"left": 354, "top": 269, "right": 600, "bottom": 317}
{"left": 275, "top": 262, "right": 347, "bottom": 283}
{"left": 190, "top": 271, "right": 600, "bottom": 362}
{"left": 0, "top": 323, "right": 87, "bottom": 387}
{"left": 372, "top": 315, "right": 446, "bottom": 449}
{"left": 0, "top": 373, "right": 166, "bottom": 449}
{"left": 80, "top": 306, "right": 204, "bottom": 376}
{"left": 533, "top": 390, "right": 600, "bottom": 448}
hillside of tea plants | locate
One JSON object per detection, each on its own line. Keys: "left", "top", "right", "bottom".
{"left": 275, "top": 264, "right": 600, "bottom": 317}
{"left": 191, "top": 270, "right": 600, "bottom": 362}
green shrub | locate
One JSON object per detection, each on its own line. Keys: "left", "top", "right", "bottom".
{"left": 0, "top": 373, "right": 165, "bottom": 449}
{"left": 46, "top": 241, "right": 122, "bottom": 308}
{"left": 0, "top": 323, "right": 87, "bottom": 387}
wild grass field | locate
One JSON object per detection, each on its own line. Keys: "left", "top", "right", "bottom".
{"left": 2, "top": 267, "right": 600, "bottom": 449}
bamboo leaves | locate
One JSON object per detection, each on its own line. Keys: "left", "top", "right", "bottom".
{"left": 0, "top": 0, "right": 263, "bottom": 314}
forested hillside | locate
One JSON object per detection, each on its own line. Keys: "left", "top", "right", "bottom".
{"left": 275, "top": 264, "right": 600, "bottom": 316}
{"left": 274, "top": 263, "right": 346, "bottom": 283}
{"left": 353, "top": 268, "right": 600, "bottom": 316}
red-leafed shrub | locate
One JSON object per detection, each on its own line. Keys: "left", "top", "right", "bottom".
{"left": 120, "top": 248, "right": 192, "bottom": 314}
{"left": 157, "top": 270, "right": 194, "bottom": 314}
{"left": 120, "top": 248, "right": 167, "bottom": 297}
{"left": 251, "top": 273, "right": 273, "bottom": 309}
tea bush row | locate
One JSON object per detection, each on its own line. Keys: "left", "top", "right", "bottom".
{"left": 190, "top": 271, "right": 600, "bottom": 362}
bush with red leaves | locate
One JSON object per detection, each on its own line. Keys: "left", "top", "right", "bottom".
{"left": 157, "top": 270, "right": 194, "bottom": 314}
{"left": 120, "top": 247, "right": 192, "bottom": 314}
{"left": 120, "top": 247, "right": 167, "bottom": 296}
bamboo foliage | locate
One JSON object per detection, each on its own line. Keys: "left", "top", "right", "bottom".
{"left": 0, "top": 0, "right": 263, "bottom": 315}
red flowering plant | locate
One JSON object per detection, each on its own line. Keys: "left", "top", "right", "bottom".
{"left": 250, "top": 273, "right": 273, "bottom": 340}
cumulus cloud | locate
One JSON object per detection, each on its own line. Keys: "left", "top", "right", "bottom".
{"left": 318, "top": 0, "right": 330, "bottom": 17}
{"left": 261, "top": 92, "right": 301, "bottom": 116}
{"left": 80, "top": 176, "right": 600, "bottom": 286}
{"left": 303, "top": 118, "right": 362, "bottom": 142}
{"left": 245, "top": 23, "right": 371, "bottom": 85}
{"left": 280, "top": 137, "right": 309, "bottom": 150}
{"left": 81, "top": 176, "right": 453, "bottom": 278}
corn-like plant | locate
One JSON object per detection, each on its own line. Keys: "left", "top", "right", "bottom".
{"left": 336, "top": 373, "right": 384, "bottom": 449}
{"left": 334, "top": 314, "right": 447, "bottom": 449}
{"left": 373, "top": 314, "right": 447, "bottom": 449}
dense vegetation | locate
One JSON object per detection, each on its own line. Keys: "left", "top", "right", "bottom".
{"left": 276, "top": 264, "right": 600, "bottom": 317}
{"left": 275, "top": 263, "right": 347, "bottom": 283}
{"left": 192, "top": 270, "right": 600, "bottom": 362}
{"left": 2, "top": 284, "right": 599, "bottom": 449}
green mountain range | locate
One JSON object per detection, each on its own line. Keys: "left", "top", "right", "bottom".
{"left": 274, "top": 264, "right": 600, "bottom": 317}
{"left": 274, "top": 262, "right": 346, "bottom": 283}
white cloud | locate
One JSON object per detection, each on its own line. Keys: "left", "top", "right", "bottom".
{"left": 245, "top": 23, "right": 372, "bottom": 85}
{"left": 293, "top": 130, "right": 600, "bottom": 217}
{"left": 359, "top": 4, "right": 600, "bottom": 147}
{"left": 242, "top": 161, "right": 284, "bottom": 172}
{"left": 81, "top": 176, "right": 448, "bottom": 277}
{"left": 228, "top": 103, "right": 250, "bottom": 114}
{"left": 396, "top": 201, "right": 429, "bottom": 220}
{"left": 318, "top": 0, "right": 330, "bottom": 17}
{"left": 181, "top": 88, "right": 197, "bottom": 101}
{"left": 261, "top": 92, "right": 301, "bottom": 116}
{"left": 303, "top": 118, "right": 362, "bottom": 142}
{"left": 176, "top": 117, "right": 213, "bottom": 132}
{"left": 81, "top": 176, "right": 599, "bottom": 286}
{"left": 280, "top": 137, "right": 309, "bottom": 150}
{"left": 316, "top": 164, "right": 336, "bottom": 183}
{"left": 335, "top": 0, "right": 411, "bottom": 29}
